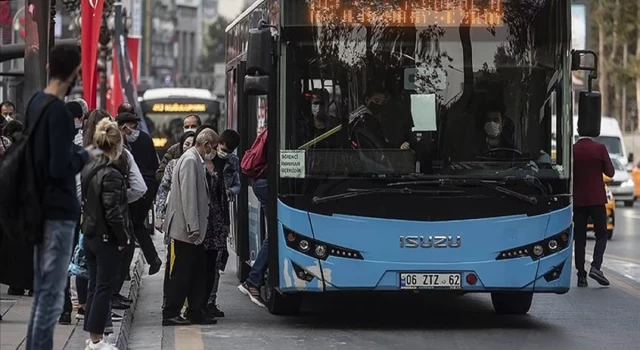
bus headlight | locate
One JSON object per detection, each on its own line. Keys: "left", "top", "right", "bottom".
{"left": 496, "top": 227, "right": 571, "bottom": 261}
{"left": 283, "top": 226, "right": 363, "bottom": 261}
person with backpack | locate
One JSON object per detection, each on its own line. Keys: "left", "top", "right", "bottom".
{"left": 81, "top": 118, "right": 131, "bottom": 350}
{"left": 237, "top": 128, "right": 269, "bottom": 307}
{"left": 10, "top": 44, "right": 94, "bottom": 350}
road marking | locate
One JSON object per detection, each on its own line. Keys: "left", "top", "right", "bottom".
{"left": 621, "top": 212, "right": 640, "bottom": 220}
{"left": 175, "top": 326, "right": 204, "bottom": 350}
{"left": 587, "top": 249, "right": 640, "bottom": 266}
{"left": 582, "top": 250, "right": 640, "bottom": 298}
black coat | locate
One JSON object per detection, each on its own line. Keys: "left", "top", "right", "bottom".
{"left": 81, "top": 158, "right": 131, "bottom": 247}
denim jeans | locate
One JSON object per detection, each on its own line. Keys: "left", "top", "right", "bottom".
{"left": 247, "top": 179, "right": 268, "bottom": 287}
{"left": 26, "top": 220, "right": 76, "bottom": 350}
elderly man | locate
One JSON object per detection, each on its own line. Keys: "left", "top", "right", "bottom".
{"left": 162, "top": 128, "right": 219, "bottom": 326}
{"left": 156, "top": 114, "right": 203, "bottom": 182}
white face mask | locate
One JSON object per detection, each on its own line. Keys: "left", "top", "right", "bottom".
{"left": 126, "top": 129, "right": 140, "bottom": 143}
{"left": 184, "top": 127, "right": 197, "bottom": 133}
{"left": 217, "top": 149, "right": 229, "bottom": 159}
{"left": 484, "top": 122, "right": 502, "bottom": 138}
{"left": 203, "top": 143, "right": 216, "bottom": 161}
{"left": 311, "top": 104, "right": 320, "bottom": 116}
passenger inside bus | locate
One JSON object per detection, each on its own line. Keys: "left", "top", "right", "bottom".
{"left": 303, "top": 89, "right": 341, "bottom": 149}
{"left": 481, "top": 104, "right": 517, "bottom": 152}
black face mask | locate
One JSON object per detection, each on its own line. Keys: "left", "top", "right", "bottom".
{"left": 367, "top": 102, "right": 384, "bottom": 115}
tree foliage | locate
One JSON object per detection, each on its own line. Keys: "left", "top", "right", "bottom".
{"left": 199, "top": 16, "right": 229, "bottom": 72}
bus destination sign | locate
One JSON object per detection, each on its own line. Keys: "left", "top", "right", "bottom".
{"left": 151, "top": 103, "right": 208, "bottom": 113}
{"left": 308, "top": 0, "right": 504, "bottom": 27}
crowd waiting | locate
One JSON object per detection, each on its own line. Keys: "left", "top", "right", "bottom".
{"left": 0, "top": 43, "right": 269, "bottom": 350}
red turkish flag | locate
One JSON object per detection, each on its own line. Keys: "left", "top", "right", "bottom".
{"left": 81, "top": 0, "right": 104, "bottom": 109}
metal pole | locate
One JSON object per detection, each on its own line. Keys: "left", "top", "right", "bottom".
{"left": 22, "top": 0, "right": 51, "bottom": 119}
{"left": 50, "top": 0, "right": 56, "bottom": 50}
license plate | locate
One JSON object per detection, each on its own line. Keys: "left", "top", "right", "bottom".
{"left": 400, "top": 273, "right": 461, "bottom": 290}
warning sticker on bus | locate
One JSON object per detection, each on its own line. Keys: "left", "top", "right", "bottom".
{"left": 280, "top": 150, "right": 306, "bottom": 178}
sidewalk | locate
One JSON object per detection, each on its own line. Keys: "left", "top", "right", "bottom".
{"left": 0, "top": 248, "right": 145, "bottom": 350}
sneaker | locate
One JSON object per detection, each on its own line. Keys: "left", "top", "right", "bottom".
{"left": 104, "top": 325, "right": 114, "bottom": 334}
{"left": 111, "top": 312, "right": 123, "bottom": 322}
{"left": 85, "top": 339, "right": 119, "bottom": 350}
{"left": 589, "top": 267, "right": 610, "bottom": 286}
{"left": 238, "top": 282, "right": 266, "bottom": 308}
{"left": 577, "top": 274, "right": 588, "bottom": 287}
{"left": 149, "top": 257, "right": 162, "bottom": 276}
{"left": 76, "top": 307, "right": 85, "bottom": 320}
{"left": 59, "top": 312, "right": 72, "bottom": 325}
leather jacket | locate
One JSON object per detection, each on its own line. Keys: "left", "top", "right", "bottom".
{"left": 81, "top": 157, "right": 132, "bottom": 246}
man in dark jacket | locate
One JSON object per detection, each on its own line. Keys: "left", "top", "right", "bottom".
{"left": 156, "top": 114, "right": 202, "bottom": 182}
{"left": 573, "top": 133, "right": 615, "bottom": 287}
{"left": 115, "top": 112, "right": 162, "bottom": 281}
{"left": 24, "top": 44, "right": 93, "bottom": 349}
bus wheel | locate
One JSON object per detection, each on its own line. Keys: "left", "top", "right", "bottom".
{"left": 491, "top": 292, "right": 533, "bottom": 315}
{"left": 265, "top": 285, "right": 302, "bottom": 315}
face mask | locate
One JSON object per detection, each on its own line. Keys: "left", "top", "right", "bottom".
{"left": 367, "top": 102, "right": 384, "bottom": 115}
{"left": 203, "top": 143, "right": 216, "bottom": 161}
{"left": 126, "top": 129, "right": 140, "bottom": 143}
{"left": 75, "top": 123, "right": 83, "bottom": 130}
{"left": 311, "top": 104, "right": 320, "bottom": 116}
{"left": 217, "top": 149, "right": 229, "bottom": 159}
{"left": 484, "top": 122, "right": 502, "bottom": 138}
{"left": 184, "top": 127, "right": 197, "bottom": 133}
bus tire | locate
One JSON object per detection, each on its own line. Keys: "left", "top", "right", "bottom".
{"left": 491, "top": 292, "right": 533, "bottom": 315}
{"left": 265, "top": 286, "right": 302, "bottom": 316}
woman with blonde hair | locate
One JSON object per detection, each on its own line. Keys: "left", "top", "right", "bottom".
{"left": 81, "top": 119, "right": 132, "bottom": 350}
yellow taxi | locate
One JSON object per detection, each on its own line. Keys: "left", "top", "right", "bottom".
{"left": 631, "top": 163, "right": 640, "bottom": 199}
{"left": 592, "top": 177, "right": 615, "bottom": 239}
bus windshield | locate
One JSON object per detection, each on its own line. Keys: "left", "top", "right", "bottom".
{"left": 281, "top": 0, "right": 569, "bottom": 181}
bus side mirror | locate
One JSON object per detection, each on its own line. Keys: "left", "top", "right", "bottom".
{"left": 244, "top": 25, "right": 272, "bottom": 96}
{"left": 572, "top": 50, "right": 602, "bottom": 137}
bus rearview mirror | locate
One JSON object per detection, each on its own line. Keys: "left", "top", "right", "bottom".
{"left": 244, "top": 75, "right": 270, "bottom": 96}
{"left": 246, "top": 27, "right": 272, "bottom": 76}
{"left": 577, "top": 90, "right": 601, "bottom": 138}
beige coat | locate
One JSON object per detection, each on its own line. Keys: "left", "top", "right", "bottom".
{"left": 164, "top": 147, "right": 209, "bottom": 245}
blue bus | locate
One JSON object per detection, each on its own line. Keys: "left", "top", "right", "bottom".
{"left": 226, "top": 0, "right": 601, "bottom": 315}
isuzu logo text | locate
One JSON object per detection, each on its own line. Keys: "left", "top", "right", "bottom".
{"left": 399, "top": 236, "right": 462, "bottom": 248}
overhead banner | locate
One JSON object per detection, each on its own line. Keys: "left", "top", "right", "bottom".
{"left": 113, "top": 3, "right": 148, "bottom": 133}
{"left": 81, "top": 0, "right": 104, "bottom": 109}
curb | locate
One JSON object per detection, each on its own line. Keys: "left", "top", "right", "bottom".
{"left": 115, "top": 248, "right": 145, "bottom": 350}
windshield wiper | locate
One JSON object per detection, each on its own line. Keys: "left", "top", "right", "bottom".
{"left": 387, "top": 178, "right": 538, "bottom": 205}
{"left": 312, "top": 187, "right": 463, "bottom": 205}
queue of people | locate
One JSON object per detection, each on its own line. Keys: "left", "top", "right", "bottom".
{"left": 0, "top": 43, "right": 248, "bottom": 348}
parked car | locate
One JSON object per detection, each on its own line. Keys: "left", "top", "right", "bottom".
{"left": 606, "top": 157, "right": 635, "bottom": 207}
{"left": 588, "top": 182, "right": 615, "bottom": 240}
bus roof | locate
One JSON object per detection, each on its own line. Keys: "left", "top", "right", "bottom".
{"left": 142, "top": 88, "right": 216, "bottom": 101}
{"left": 226, "top": 0, "right": 266, "bottom": 33}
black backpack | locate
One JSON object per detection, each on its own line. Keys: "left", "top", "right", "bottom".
{"left": 0, "top": 94, "right": 58, "bottom": 244}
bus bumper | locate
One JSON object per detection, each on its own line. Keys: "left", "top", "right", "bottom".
{"left": 277, "top": 201, "right": 572, "bottom": 295}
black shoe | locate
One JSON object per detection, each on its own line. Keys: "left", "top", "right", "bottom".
{"left": 190, "top": 316, "right": 218, "bottom": 325}
{"left": 205, "top": 304, "right": 225, "bottom": 318}
{"left": 162, "top": 316, "right": 191, "bottom": 326}
{"left": 7, "top": 287, "right": 25, "bottom": 296}
{"left": 149, "top": 257, "right": 162, "bottom": 276}
{"left": 114, "top": 294, "right": 133, "bottom": 304}
{"left": 58, "top": 312, "right": 71, "bottom": 325}
{"left": 589, "top": 267, "right": 610, "bottom": 286}
{"left": 111, "top": 298, "right": 131, "bottom": 310}
{"left": 577, "top": 275, "right": 588, "bottom": 287}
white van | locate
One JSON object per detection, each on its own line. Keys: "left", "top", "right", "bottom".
{"left": 573, "top": 116, "right": 628, "bottom": 167}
